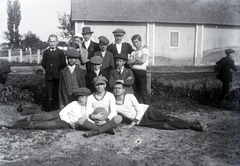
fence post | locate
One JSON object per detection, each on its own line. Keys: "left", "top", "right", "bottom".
{"left": 29, "top": 48, "right": 32, "bottom": 63}
{"left": 19, "top": 49, "right": 23, "bottom": 62}
{"left": 8, "top": 49, "right": 11, "bottom": 62}
{"left": 37, "top": 49, "right": 41, "bottom": 64}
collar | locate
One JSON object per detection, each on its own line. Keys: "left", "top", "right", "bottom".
{"left": 84, "top": 40, "right": 91, "bottom": 45}
{"left": 113, "top": 40, "right": 125, "bottom": 45}
{"left": 68, "top": 65, "right": 76, "bottom": 73}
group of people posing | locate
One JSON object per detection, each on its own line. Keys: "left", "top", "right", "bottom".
{"left": 7, "top": 27, "right": 203, "bottom": 137}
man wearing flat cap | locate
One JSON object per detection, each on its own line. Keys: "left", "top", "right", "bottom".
{"left": 109, "top": 53, "right": 134, "bottom": 94}
{"left": 9, "top": 88, "right": 92, "bottom": 130}
{"left": 81, "top": 27, "right": 100, "bottom": 73}
{"left": 216, "top": 48, "right": 238, "bottom": 102}
{"left": 86, "top": 56, "right": 109, "bottom": 93}
{"left": 107, "top": 28, "right": 134, "bottom": 65}
{"left": 93, "top": 36, "right": 115, "bottom": 73}
{"left": 59, "top": 49, "right": 87, "bottom": 109}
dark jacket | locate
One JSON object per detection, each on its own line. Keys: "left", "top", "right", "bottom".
{"left": 41, "top": 48, "right": 66, "bottom": 80}
{"left": 107, "top": 42, "right": 134, "bottom": 57}
{"left": 59, "top": 66, "right": 86, "bottom": 107}
{"left": 86, "top": 69, "right": 109, "bottom": 93}
{"left": 94, "top": 51, "right": 115, "bottom": 73}
{"left": 216, "top": 56, "right": 237, "bottom": 82}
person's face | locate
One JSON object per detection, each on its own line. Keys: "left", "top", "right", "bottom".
{"left": 115, "top": 59, "right": 126, "bottom": 68}
{"left": 99, "top": 44, "right": 107, "bottom": 51}
{"left": 95, "top": 82, "right": 106, "bottom": 93}
{"left": 83, "top": 33, "right": 92, "bottom": 42}
{"left": 67, "top": 57, "right": 77, "bottom": 66}
{"left": 93, "top": 64, "right": 102, "bottom": 71}
{"left": 48, "top": 37, "right": 58, "bottom": 48}
{"left": 74, "top": 37, "right": 83, "bottom": 48}
{"left": 113, "top": 84, "right": 125, "bottom": 96}
{"left": 114, "top": 34, "right": 124, "bottom": 43}
{"left": 132, "top": 39, "right": 142, "bottom": 49}
{"left": 77, "top": 95, "right": 87, "bottom": 105}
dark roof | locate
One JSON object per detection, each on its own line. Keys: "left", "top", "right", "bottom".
{"left": 71, "top": 0, "right": 240, "bottom": 26}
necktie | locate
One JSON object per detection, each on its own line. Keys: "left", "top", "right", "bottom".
{"left": 118, "top": 68, "right": 121, "bottom": 75}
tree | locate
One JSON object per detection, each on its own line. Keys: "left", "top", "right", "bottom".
{"left": 22, "top": 31, "right": 41, "bottom": 50}
{"left": 57, "top": 13, "right": 74, "bottom": 40}
{"left": 6, "top": 0, "right": 21, "bottom": 48}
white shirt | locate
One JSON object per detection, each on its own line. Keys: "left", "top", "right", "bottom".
{"left": 116, "top": 94, "right": 149, "bottom": 124}
{"left": 59, "top": 101, "right": 88, "bottom": 124}
{"left": 84, "top": 40, "right": 91, "bottom": 49}
{"left": 68, "top": 65, "right": 76, "bottom": 74}
{"left": 131, "top": 47, "right": 149, "bottom": 70}
{"left": 101, "top": 50, "right": 106, "bottom": 58}
{"left": 86, "top": 91, "right": 117, "bottom": 120}
{"left": 115, "top": 42, "right": 123, "bottom": 54}
{"left": 94, "top": 69, "right": 100, "bottom": 76}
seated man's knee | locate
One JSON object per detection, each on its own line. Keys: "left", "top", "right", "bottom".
{"left": 112, "top": 115, "right": 122, "bottom": 124}
{"left": 78, "top": 117, "right": 87, "bottom": 125}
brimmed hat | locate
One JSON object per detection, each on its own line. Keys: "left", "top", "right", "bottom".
{"left": 73, "top": 87, "right": 91, "bottom": 96}
{"left": 82, "top": 27, "right": 93, "bottom": 35}
{"left": 225, "top": 49, "right": 235, "bottom": 54}
{"left": 90, "top": 56, "right": 103, "bottom": 64}
{"left": 90, "top": 107, "right": 109, "bottom": 121}
{"left": 115, "top": 53, "right": 128, "bottom": 60}
{"left": 74, "top": 33, "right": 83, "bottom": 39}
{"left": 92, "top": 76, "right": 108, "bottom": 85}
{"left": 98, "top": 36, "right": 109, "bottom": 45}
{"left": 65, "top": 49, "right": 79, "bottom": 58}
{"left": 113, "top": 29, "right": 125, "bottom": 36}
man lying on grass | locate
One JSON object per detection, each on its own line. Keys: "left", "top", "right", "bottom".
{"left": 113, "top": 80, "right": 203, "bottom": 132}
{"left": 2, "top": 87, "right": 121, "bottom": 135}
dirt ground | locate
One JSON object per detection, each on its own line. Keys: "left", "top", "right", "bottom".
{"left": 0, "top": 103, "right": 240, "bottom": 166}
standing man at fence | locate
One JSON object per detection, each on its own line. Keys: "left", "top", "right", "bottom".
{"left": 216, "top": 49, "right": 238, "bottom": 102}
{"left": 41, "top": 34, "right": 66, "bottom": 111}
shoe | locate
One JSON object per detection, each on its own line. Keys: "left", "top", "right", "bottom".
{"left": 190, "top": 124, "right": 203, "bottom": 132}
{"left": 105, "top": 128, "right": 115, "bottom": 135}
{"left": 85, "top": 129, "right": 99, "bottom": 138}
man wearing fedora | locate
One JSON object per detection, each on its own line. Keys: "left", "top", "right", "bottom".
{"left": 216, "top": 48, "right": 238, "bottom": 102}
{"left": 107, "top": 28, "right": 134, "bottom": 64}
{"left": 59, "top": 50, "right": 87, "bottom": 109}
{"left": 81, "top": 27, "right": 100, "bottom": 73}
{"left": 93, "top": 36, "right": 115, "bottom": 74}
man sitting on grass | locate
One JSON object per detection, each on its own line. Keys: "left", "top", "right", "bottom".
{"left": 2, "top": 87, "right": 91, "bottom": 129}
{"left": 113, "top": 80, "right": 203, "bottom": 132}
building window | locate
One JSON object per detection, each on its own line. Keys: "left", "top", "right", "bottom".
{"left": 169, "top": 31, "right": 180, "bottom": 48}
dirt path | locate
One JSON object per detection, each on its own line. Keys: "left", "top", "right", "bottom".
{"left": 0, "top": 105, "right": 239, "bottom": 166}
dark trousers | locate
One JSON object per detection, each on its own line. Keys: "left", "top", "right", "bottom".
{"left": 45, "top": 78, "right": 60, "bottom": 111}
{"left": 29, "top": 110, "right": 69, "bottom": 129}
{"left": 132, "top": 69, "right": 151, "bottom": 105}
{"left": 218, "top": 82, "right": 230, "bottom": 102}
{"left": 139, "top": 106, "right": 191, "bottom": 130}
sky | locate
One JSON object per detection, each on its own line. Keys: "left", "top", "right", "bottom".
{"left": 0, "top": 0, "right": 71, "bottom": 43}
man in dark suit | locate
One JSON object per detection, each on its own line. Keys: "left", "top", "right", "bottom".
{"left": 41, "top": 34, "right": 66, "bottom": 111}
{"left": 86, "top": 56, "right": 109, "bottom": 93}
{"left": 59, "top": 50, "right": 86, "bottom": 109}
{"left": 81, "top": 27, "right": 100, "bottom": 73}
{"left": 216, "top": 48, "right": 238, "bottom": 102}
{"left": 109, "top": 54, "right": 134, "bottom": 94}
{"left": 107, "top": 28, "right": 134, "bottom": 66}
{"left": 94, "top": 36, "right": 115, "bottom": 74}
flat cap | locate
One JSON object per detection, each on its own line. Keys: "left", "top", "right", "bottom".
{"left": 114, "top": 79, "right": 124, "bottom": 85}
{"left": 90, "top": 56, "right": 103, "bottom": 64}
{"left": 73, "top": 87, "right": 91, "bottom": 96}
{"left": 225, "top": 49, "right": 235, "bottom": 54}
{"left": 98, "top": 36, "right": 109, "bottom": 45}
{"left": 65, "top": 49, "right": 79, "bottom": 58}
{"left": 90, "top": 107, "right": 109, "bottom": 121}
{"left": 92, "top": 76, "right": 108, "bottom": 85}
{"left": 112, "top": 28, "right": 125, "bottom": 36}
{"left": 115, "top": 53, "right": 128, "bottom": 60}
{"left": 74, "top": 33, "right": 83, "bottom": 39}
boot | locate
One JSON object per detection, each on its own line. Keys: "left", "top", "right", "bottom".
{"left": 12, "top": 121, "right": 31, "bottom": 129}
{"left": 190, "top": 123, "right": 203, "bottom": 132}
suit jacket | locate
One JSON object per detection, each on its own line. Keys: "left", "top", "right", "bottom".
{"left": 107, "top": 42, "right": 134, "bottom": 57}
{"left": 82, "top": 40, "right": 100, "bottom": 72}
{"left": 59, "top": 66, "right": 86, "bottom": 107}
{"left": 86, "top": 69, "right": 109, "bottom": 93}
{"left": 216, "top": 56, "right": 237, "bottom": 82}
{"left": 41, "top": 48, "right": 66, "bottom": 80}
{"left": 94, "top": 51, "right": 115, "bottom": 73}
{"left": 109, "top": 67, "right": 134, "bottom": 94}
